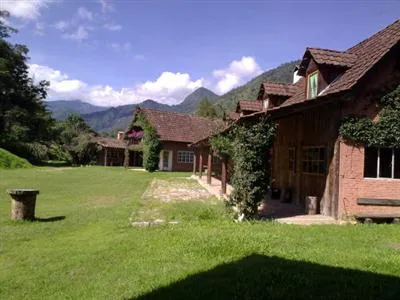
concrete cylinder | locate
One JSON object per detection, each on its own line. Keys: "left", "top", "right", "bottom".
{"left": 8, "top": 189, "right": 39, "bottom": 221}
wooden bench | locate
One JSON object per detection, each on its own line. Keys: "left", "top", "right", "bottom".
{"left": 357, "top": 198, "right": 400, "bottom": 206}
{"left": 356, "top": 198, "right": 400, "bottom": 223}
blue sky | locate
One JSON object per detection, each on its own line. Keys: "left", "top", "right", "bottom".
{"left": 2, "top": 0, "right": 400, "bottom": 106}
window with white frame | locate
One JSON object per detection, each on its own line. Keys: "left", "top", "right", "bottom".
{"left": 364, "top": 147, "right": 400, "bottom": 179}
{"left": 177, "top": 151, "right": 194, "bottom": 164}
{"left": 302, "top": 147, "right": 326, "bottom": 174}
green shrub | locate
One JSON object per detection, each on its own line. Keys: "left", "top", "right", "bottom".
{"left": 142, "top": 126, "right": 161, "bottom": 172}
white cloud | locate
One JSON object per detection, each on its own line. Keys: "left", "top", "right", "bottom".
{"left": 98, "top": 0, "right": 113, "bottom": 13}
{"left": 97, "top": 0, "right": 114, "bottom": 14}
{"left": 29, "top": 64, "right": 204, "bottom": 106}
{"left": 53, "top": 20, "right": 69, "bottom": 31}
{"left": 28, "top": 56, "right": 264, "bottom": 106}
{"left": 110, "top": 42, "right": 131, "bottom": 52}
{"left": 77, "top": 7, "right": 93, "bottom": 21}
{"left": 213, "top": 56, "right": 262, "bottom": 94}
{"left": 134, "top": 54, "right": 145, "bottom": 61}
{"left": 34, "top": 22, "right": 45, "bottom": 35}
{"left": 62, "top": 26, "right": 89, "bottom": 41}
{"left": 103, "top": 23, "right": 122, "bottom": 31}
{"left": 29, "top": 64, "right": 87, "bottom": 95}
{"left": 0, "top": 0, "right": 53, "bottom": 20}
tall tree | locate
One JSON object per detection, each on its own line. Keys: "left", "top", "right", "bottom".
{"left": 196, "top": 97, "right": 217, "bottom": 118}
{"left": 58, "top": 113, "right": 98, "bottom": 165}
{"left": 0, "top": 11, "right": 54, "bottom": 158}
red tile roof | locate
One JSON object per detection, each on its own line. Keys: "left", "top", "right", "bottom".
{"left": 96, "top": 137, "right": 127, "bottom": 149}
{"left": 306, "top": 48, "right": 357, "bottom": 68}
{"left": 272, "top": 19, "right": 400, "bottom": 111}
{"left": 138, "top": 108, "right": 224, "bottom": 143}
{"left": 260, "top": 82, "right": 297, "bottom": 97}
{"left": 227, "top": 111, "right": 240, "bottom": 121}
{"left": 237, "top": 100, "right": 263, "bottom": 112}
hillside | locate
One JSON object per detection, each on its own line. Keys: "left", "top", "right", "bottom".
{"left": 0, "top": 148, "right": 32, "bottom": 169}
{"left": 48, "top": 61, "right": 298, "bottom": 133}
{"left": 82, "top": 100, "right": 175, "bottom": 133}
{"left": 81, "top": 88, "right": 218, "bottom": 133}
{"left": 46, "top": 100, "right": 108, "bottom": 120}
{"left": 174, "top": 87, "right": 218, "bottom": 113}
{"left": 214, "top": 60, "right": 301, "bottom": 111}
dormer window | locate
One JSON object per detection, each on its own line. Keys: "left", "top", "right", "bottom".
{"left": 263, "top": 98, "right": 269, "bottom": 110}
{"left": 307, "top": 71, "right": 318, "bottom": 99}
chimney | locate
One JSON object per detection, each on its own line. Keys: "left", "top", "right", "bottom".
{"left": 293, "top": 65, "right": 301, "bottom": 84}
{"left": 117, "top": 131, "right": 124, "bottom": 140}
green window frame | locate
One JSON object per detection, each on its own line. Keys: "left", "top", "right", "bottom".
{"left": 307, "top": 71, "right": 318, "bottom": 99}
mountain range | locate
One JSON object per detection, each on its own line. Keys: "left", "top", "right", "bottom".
{"left": 46, "top": 60, "right": 299, "bottom": 133}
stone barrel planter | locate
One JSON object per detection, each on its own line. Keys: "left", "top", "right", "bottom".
{"left": 7, "top": 189, "right": 39, "bottom": 221}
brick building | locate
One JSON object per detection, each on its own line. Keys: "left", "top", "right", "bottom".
{"left": 245, "top": 19, "right": 400, "bottom": 219}
{"left": 133, "top": 108, "right": 223, "bottom": 171}
{"left": 196, "top": 19, "right": 400, "bottom": 220}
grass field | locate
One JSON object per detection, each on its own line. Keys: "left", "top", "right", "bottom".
{"left": 0, "top": 167, "right": 399, "bottom": 299}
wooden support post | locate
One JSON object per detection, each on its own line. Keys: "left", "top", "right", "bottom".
{"left": 199, "top": 152, "right": 203, "bottom": 178}
{"left": 207, "top": 150, "right": 212, "bottom": 185}
{"left": 193, "top": 151, "right": 197, "bottom": 174}
{"left": 104, "top": 148, "right": 108, "bottom": 166}
{"left": 221, "top": 156, "right": 227, "bottom": 195}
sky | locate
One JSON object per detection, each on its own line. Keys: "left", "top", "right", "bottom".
{"left": 1, "top": 0, "right": 399, "bottom": 107}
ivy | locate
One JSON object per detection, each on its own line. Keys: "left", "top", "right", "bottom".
{"left": 210, "top": 133, "right": 233, "bottom": 158}
{"left": 212, "top": 116, "right": 276, "bottom": 220}
{"left": 339, "top": 85, "right": 400, "bottom": 148}
{"left": 130, "top": 111, "right": 161, "bottom": 172}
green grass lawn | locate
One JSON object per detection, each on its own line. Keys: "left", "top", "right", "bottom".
{"left": 0, "top": 167, "right": 399, "bottom": 299}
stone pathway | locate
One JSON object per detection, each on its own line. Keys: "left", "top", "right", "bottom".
{"left": 142, "top": 177, "right": 214, "bottom": 202}
{"left": 130, "top": 177, "right": 217, "bottom": 226}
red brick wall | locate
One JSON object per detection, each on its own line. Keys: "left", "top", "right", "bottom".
{"left": 338, "top": 143, "right": 400, "bottom": 218}
{"left": 161, "top": 141, "right": 194, "bottom": 171}
{"left": 338, "top": 45, "right": 400, "bottom": 218}
{"left": 272, "top": 44, "right": 400, "bottom": 219}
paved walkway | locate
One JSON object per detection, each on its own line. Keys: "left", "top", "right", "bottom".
{"left": 191, "top": 174, "right": 232, "bottom": 200}
{"left": 259, "top": 198, "right": 337, "bottom": 224}
{"left": 191, "top": 174, "right": 338, "bottom": 225}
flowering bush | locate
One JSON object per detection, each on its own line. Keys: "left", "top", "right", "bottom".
{"left": 127, "top": 130, "right": 144, "bottom": 139}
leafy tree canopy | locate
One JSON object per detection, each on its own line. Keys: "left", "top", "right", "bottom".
{"left": 0, "top": 11, "right": 55, "bottom": 162}
{"left": 196, "top": 97, "right": 218, "bottom": 118}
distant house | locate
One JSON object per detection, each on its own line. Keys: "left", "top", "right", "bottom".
{"left": 133, "top": 107, "right": 223, "bottom": 171}
{"left": 194, "top": 19, "right": 400, "bottom": 220}
{"left": 95, "top": 134, "right": 142, "bottom": 167}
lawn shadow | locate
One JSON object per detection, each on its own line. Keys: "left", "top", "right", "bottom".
{"left": 34, "top": 216, "right": 66, "bottom": 222}
{"left": 134, "top": 254, "right": 400, "bottom": 300}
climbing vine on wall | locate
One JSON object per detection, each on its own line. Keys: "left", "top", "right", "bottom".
{"left": 212, "top": 116, "right": 276, "bottom": 220}
{"left": 130, "top": 112, "right": 161, "bottom": 172}
{"left": 339, "top": 85, "right": 400, "bottom": 148}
